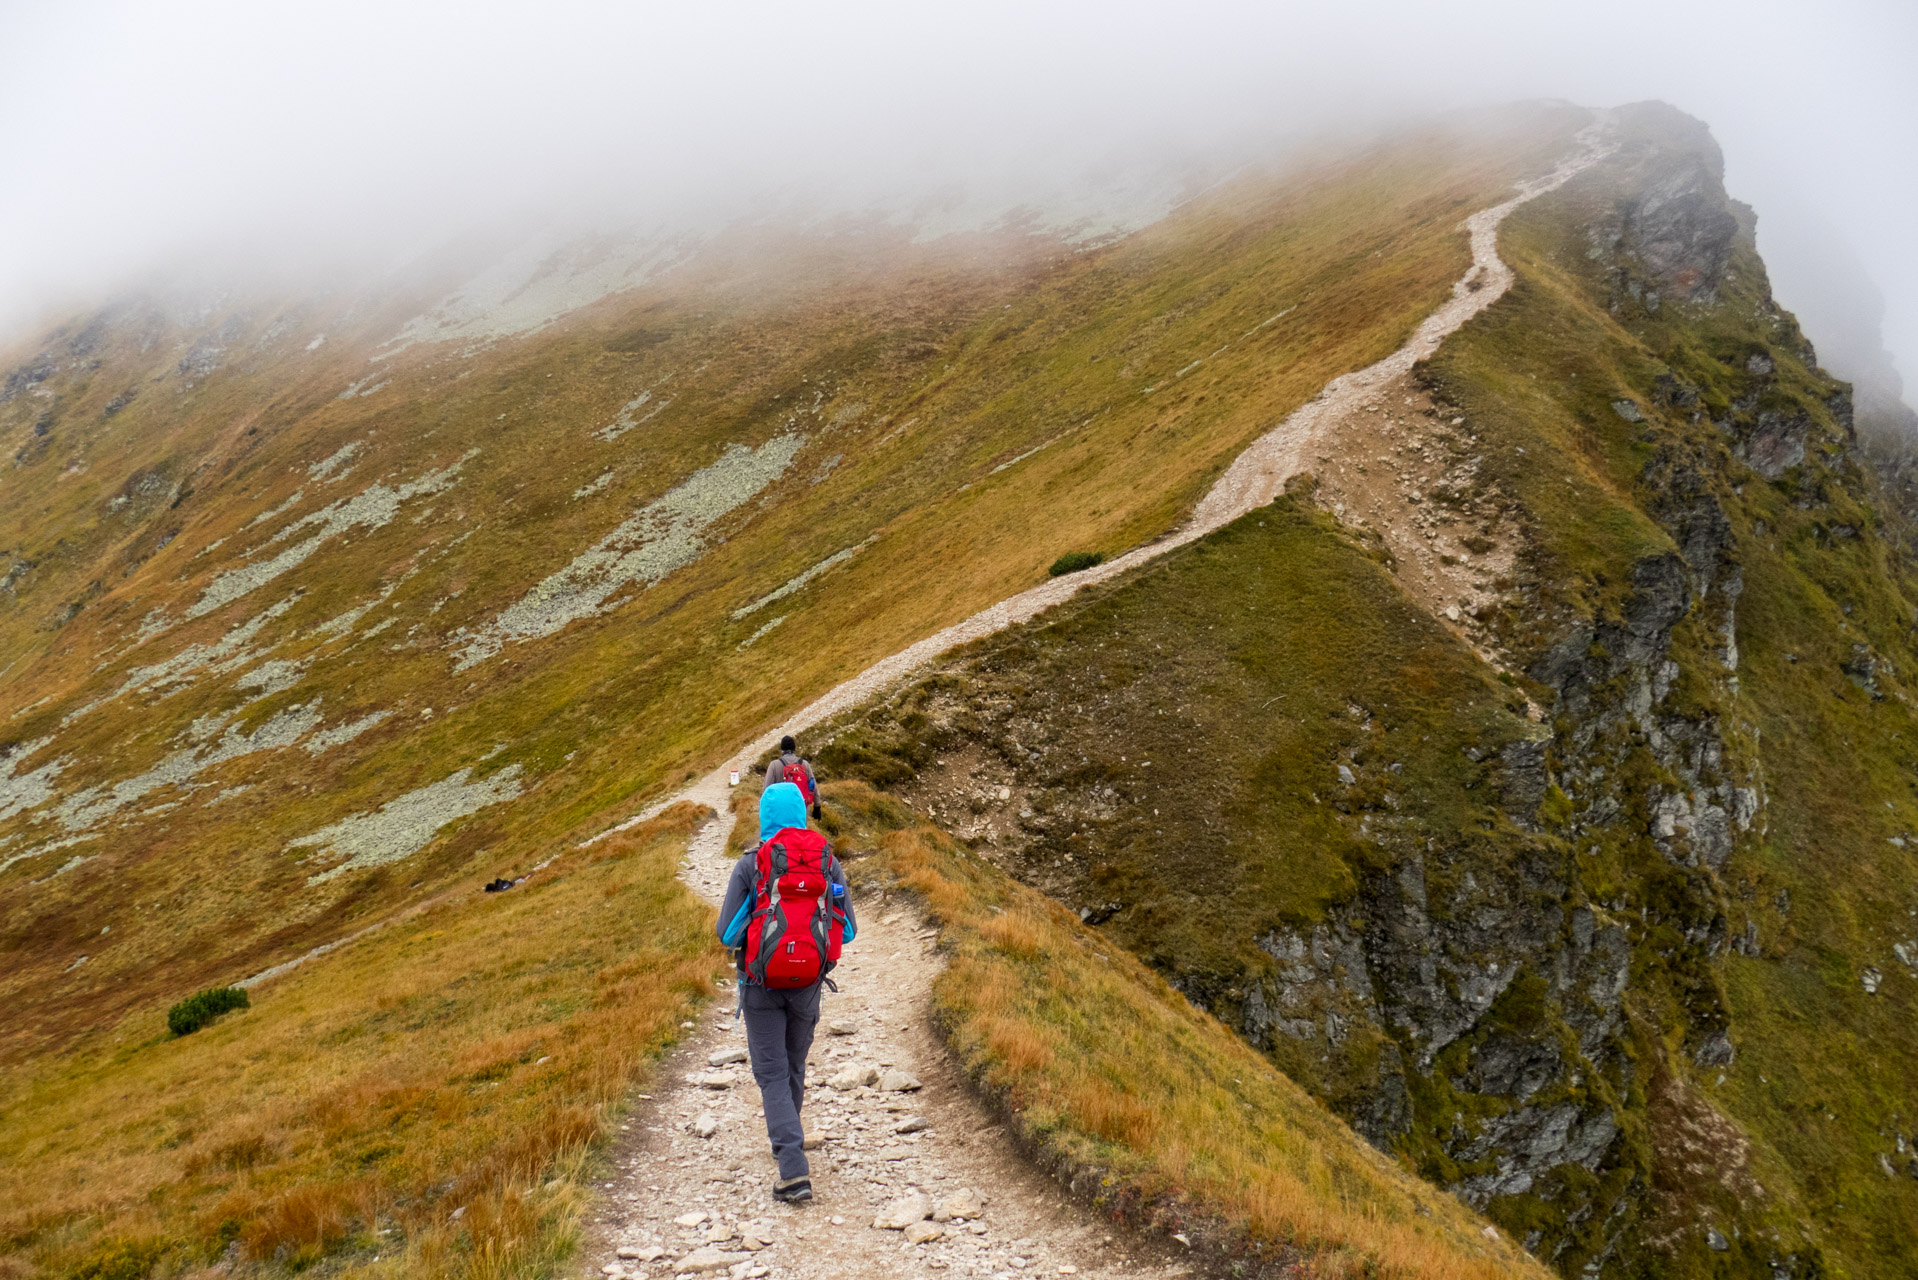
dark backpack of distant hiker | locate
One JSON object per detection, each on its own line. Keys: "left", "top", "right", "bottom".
{"left": 776, "top": 752, "right": 819, "bottom": 810}
{"left": 744, "top": 826, "right": 844, "bottom": 989}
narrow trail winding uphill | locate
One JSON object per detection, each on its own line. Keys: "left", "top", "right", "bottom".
{"left": 576, "top": 119, "right": 1614, "bottom": 1280}
{"left": 599, "top": 114, "right": 1613, "bottom": 845}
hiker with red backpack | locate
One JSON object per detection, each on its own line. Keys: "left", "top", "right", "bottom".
{"left": 764, "top": 735, "right": 821, "bottom": 819}
{"left": 716, "top": 778, "right": 855, "bottom": 1203}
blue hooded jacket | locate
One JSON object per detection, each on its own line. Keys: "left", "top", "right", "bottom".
{"left": 758, "top": 781, "right": 808, "bottom": 842}
{"left": 717, "top": 782, "right": 856, "bottom": 951}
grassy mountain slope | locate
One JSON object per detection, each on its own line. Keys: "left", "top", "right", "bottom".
{"left": 814, "top": 781, "right": 1557, "bottom": 1280}
{"left": 0, "top": 108, "right": 1584, "bottom": 1277}
{"left": 807, "top": 105, "right": 1918, "bottom": 1277}
{"left": 0, "top": 807, "right": 716, "bottom": 1280}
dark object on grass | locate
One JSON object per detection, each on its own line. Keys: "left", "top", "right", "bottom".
{"left": 167, "top": 986, "right": 249, "bottom": 1036}
{"left": 484, "top": 877, "right": 520, "bottom": 893}
{"left": 1048, "top": 551, "right": 1104, "bottom": 577}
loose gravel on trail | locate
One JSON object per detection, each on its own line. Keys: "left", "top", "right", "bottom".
{"left": 580, "top": 818, "right": 1188, "bottom": 1280}
{"left": 577, "top": 120, "right": 1617, "bottom": 1280}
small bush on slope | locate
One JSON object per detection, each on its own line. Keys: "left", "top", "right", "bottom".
{"left": 1048, "top": 551, "right": 1105, "bottom": 577}
{"left": 0, "top": 806, "right": 721, "bottom": 1280}
{"left": 165, "top": 985, "right": 248, "bottom": 1036}
{"left": 807, "top": 780, "right": 1551, "bottom": 1280}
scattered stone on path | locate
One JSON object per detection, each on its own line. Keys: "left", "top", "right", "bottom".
{"left": 877, "top": 1144, "right": 914, "bottom": 1161}
{"left": 703, "top": 1221, "right": 735, "bottom": 1244}
{"left": 674, "top": 1211, "right": 709, "bottom": 1228}
{"left": 707, "top": 1046, "right": 748, "bottom": 1066}
{"left": 879, "top": 1068, "right": 922, "bottom": 1092}
{"left": 894, "top": 1115, "right": 930, "bottom": 1133}
{"left": 801, "top": 1133, "right": 828, "bottom": 1150}
{"left": 904, "top": 1220, "right": 945, "bottom": 1245}
{"left": 675, "top": 1246, "right": 748, "bottom": 1273}
{"left": 694, "top": 1070, "right": 737, "bottom": 1089}
{"left": 739, "top": 1224, "right": 776, "bottom": 1250}
{"left": 873, "top": 1192, "right": 934, "bottom": 1229}
{"left": 934, "top": 1189, "right": 987, "bottom": 1221}
{"left": 692, "top": 1112, "right": 719, "bottom": 1139}
{"left": 829, "top": 1064, "right": 878, "bottom": 1090}
{"left": 827, "top": 1020, "right": 858, "bottom": 1036}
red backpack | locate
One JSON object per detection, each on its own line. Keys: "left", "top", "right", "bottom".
{"left": 744, "top": 827, "right": 844, "bottom": 988}
{"left": 780, "top": 755, "right": 818, "bottom": 808}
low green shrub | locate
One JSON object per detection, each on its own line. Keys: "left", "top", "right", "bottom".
{"left": 167, "top": 986, "right": 249, "bottom": 1037}
{"left": 69, "top": 1236, "right": 165, "bottom": 1280}
{"left": 1047, "top": 551, "right": 1103, "bottom": 577}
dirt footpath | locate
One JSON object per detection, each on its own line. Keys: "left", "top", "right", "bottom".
{"left": 578, "top": 816, "right": 1188, "bottom": 1280}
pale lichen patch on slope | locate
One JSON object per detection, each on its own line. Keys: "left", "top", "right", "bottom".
{"left": 235, "top": 658, "right": 308, "bottom": 699}
{"left": 0, "top": 737, "right": 64, "bottom": 825}
{"left": 453, "top": 434, "right": 805, "bottom": 669}
{"left": 72, "top": 593, "right": 304, "bottom": 721}
{"left": 731, "top": 539, "right": 873, "bottom": 621}
{"left": 596, "top": 382, "right": 674, "bottom": 443}
{"left": 244, "top": 488, "right": 306, "bottom": 530}
{"left": 294, "top": 764, "right": 525, "bottom": 883}
{"left": 188, "top": 453, "right": 475, "bottom": 620}
{"left": 307, "top": 441, "right": 363, "bottom": 482}
{"left": 52, "top": 702, "right": 324, "bottom": 834}
{"left": 379, "top": 231, "right": 699, "bottom": 355}
{"left": 303, "top": 710, "right": 393, "bottom": 755}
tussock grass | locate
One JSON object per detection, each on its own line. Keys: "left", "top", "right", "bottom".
{"left": 821, "top": 782, "right": 1550, "bottom": 1280}
{"left": 0, "top": 806, "right": 722, "bottom": 1278}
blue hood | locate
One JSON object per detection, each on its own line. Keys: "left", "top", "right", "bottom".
{"left": 758, "top": 781, "right": 808, "bottom": 842}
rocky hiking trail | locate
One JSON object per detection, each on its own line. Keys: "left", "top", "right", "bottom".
{"left": 580, "top": 828, "right": 1189, "bottom": 1280}
{"left": 576, "top": 120, "right": 1615, "bottom": 1280}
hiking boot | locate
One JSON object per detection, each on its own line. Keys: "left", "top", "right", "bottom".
{"left": 772, "top": 1175, "right": 813, "bottom": 1204}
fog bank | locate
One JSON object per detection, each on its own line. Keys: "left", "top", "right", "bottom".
{"left": 1, "top": 0, "right": 1912, "bottom": 400}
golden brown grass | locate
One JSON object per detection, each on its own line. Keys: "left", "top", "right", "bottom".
{"left": 0, "top": 112, "right": 1584, "bottom": 1074}
{"left": 821, "top": 782, "right": 1550, "bottom": 1280}
{"left": 0, "top": 806, "right": 723, "bottom": 1279}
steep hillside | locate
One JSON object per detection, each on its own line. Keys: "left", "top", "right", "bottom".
{"left": 817, "top": 780, "right": 1560, "bottom": 1280}
{"left": 0, "top": 108, "right": 1585, "bottom": 1278}
{"left": 809, "top": 104, "right": 1918, "bottom": 1277}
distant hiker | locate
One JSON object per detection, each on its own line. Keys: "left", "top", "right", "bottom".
{"left": 764, "top": 734, "right": 821, "bottom": 818}
{"left": 717, "top": 780, "right": 855, "bottom": 1203}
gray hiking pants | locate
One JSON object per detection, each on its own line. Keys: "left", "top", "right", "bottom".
{"left": 740, "top": 981, "right": 821, "bottom": 1180}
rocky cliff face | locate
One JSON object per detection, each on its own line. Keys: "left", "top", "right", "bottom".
{"left": 816, "top": 105, "right": 1918, "bottom": 1278}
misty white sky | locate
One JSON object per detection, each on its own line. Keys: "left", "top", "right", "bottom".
{"left": 2, "top": 0, "right": 1914, "bottom": 395}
